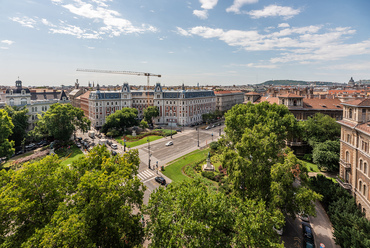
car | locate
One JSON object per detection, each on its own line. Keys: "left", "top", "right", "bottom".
{"left": 15, "top": 150, "right": 24, "bottom": 156}
{"left": 302, "top": 222, "right": 315, "bottom": 241}
{"left": 299, "top": 212, "right": 310, "bottom": 222}
{"left": 190, "top": 124, "right": 195, "bottom": 127}
{"left": 303, "top": 237, "right": 316, "bottom": 248}
{"left": 77, "top": 137, "right": 83, "bottom": 141}
{"left": 165, "top": 141, "right": 173, "bottom": 146}
{"left": 176, "top": 129, "right": 182, "bottom": 132}
{"left": 76, "top": 143, "right": 82, "bottom": 148}
{"left": 212, "top": 124, "right": 216, "bottom": 128}
{"left": 217, "top": 123, "right": 221, "bottom": 126}
{"left": 205, "top": 126, "right": 211, "bottom": 130}
{"left": 111, "top": 150, "right": 117, "bottom": 156}
{"left": 111, "top": 144, "right": 118, "bottom": 149}
{"left": 155, "top": 176, "right": 166, "bottom": 185}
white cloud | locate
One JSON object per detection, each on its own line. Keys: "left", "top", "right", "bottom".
{"left": 50, "top": 0, "right": 157, "bottom": 38}
{"left": 168, "top": 51, "right": 174, "bottom": 54}
{"left": 200, "top": 0, "right": 218, "bottom": 10}
{"left": 178, "top": 24, "right": 370, "bottom": 64}
{"left": 87, "top": 46, "right": 95, "bottom": 49}
{"left": 193, "top": 9, "right": 208, "bottom": 19}
{"left": 41, "top": 18, "right": 56, "bottom": 27}
{"left": 278, "top": 23, "right": 290, "bottom": 28}
{"left": 248, "top": 5, "right": 300, "bottom": 19}
{"left": 51, "top": 0, "right": 63, "bottom": 3}
{"left": 193, "top": 0, "right": 218, "bottom": 19}
{"left": 176, "top": 27, "right": 191, "bottom": 36}
{"left": 9, "top": 16, "right": 37, "bottom": 28}
{"left": 226, "top": 0, "right": 258, "bottom": 14}
{"left": 50, "top": 24, "right": 101, "bottom": 39}
{"left": 247, "top": 63, "right": 278, "bottom": 69}
{"left": 1, "top": 47, "right": 9, "bottom": 50}
{"left": 322, "top": 62, "right": 370, "bottom": 71}
{"left": 1, "top": 40, "right": 14, "bottom": 45}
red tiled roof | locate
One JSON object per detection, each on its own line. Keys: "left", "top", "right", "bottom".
{"left": 256, "top": 96, "right": 279, "bottom": 105}
{"left": 303, "top": 98, "right": 342, "bottom": 110}
{"left": 77, "top": 91, "right": 90, "bottom": 100}
{"left": 214, "top": 91, "right": 231, "bottom": 94}
{"left": 245, "top": 92, "right": 261, "bottom": 95}
{"left": 342, "top": 99, "right": 370, "bottom": 107}
{"left": 278, "top": 93, "right": 303, "bottom": 98}
{"left": 356, "top": 123, "right": 370, "bottom": 134}
{"left": 337, "top": 119, "right": 357, "bottom": 128}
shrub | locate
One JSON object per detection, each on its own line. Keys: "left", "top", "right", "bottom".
{"left": 209, "top": 141, "right": 219, "bottom": 151}
{"left": 303, "top": 153, "right": 312, "bottom": 162}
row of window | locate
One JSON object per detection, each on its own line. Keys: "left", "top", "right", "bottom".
{"left": 358, "top": 180, "right": 368, "bottom": 200}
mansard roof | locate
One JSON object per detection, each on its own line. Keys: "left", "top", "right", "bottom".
{"left": 341, "top": 99, "right": 370, "bottom": 107}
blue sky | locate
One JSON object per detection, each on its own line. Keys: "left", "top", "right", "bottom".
{"left": 1, "top": 0, "right": 370, "bottom": 86}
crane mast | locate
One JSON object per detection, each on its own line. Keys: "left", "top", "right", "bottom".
{"left": 76, "top": 68, "right": 161, "bottom": 108}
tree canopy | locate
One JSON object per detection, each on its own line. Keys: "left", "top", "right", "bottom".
{"left": 312, "top": 140, "right": 340, "bottom": 171}
{"left": 143, "top": 106, "right": 159, "bottom": 125}
{"left": 145, "top": 179, "right": 284, "bottom": 248}
{"left": 101, "top": 107, "right": 138, "bottom": 134}
{"left": 0, "top": 109, "right": 15, "bottom": 158}
{"left": 4, "top": 105, "right": 29, "bottom": 146}
{"left": 220, "top": 102, "right": 321, "bottom": 218}
{"left": 299, "top": 113, "right": 341, "bottom": 146}
{"left": 0, "top": 145, "right": 145, "bottom": 247}
{"left": 33, "top": 103, "right": 90, "bottom": 141}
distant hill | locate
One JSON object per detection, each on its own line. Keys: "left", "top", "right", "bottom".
{"left": 258, "top": 80, "right": 335, "bottom": 86}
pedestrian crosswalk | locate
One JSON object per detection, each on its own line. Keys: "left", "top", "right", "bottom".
{"left": 137, "top": 169, "right": 156, "bottom": 181}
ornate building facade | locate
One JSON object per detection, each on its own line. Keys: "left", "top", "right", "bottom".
{"left": 338, "top": 99, "right": 370, "bottom": 219}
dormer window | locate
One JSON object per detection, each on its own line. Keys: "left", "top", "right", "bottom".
{"left": 21, "top": 90, "right": 25, "bottom": 95}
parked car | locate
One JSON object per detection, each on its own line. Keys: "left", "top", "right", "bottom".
{"left": 165, "top": 141, "right": 173, "bottom": 146}
{"left": 212, "top": 124, "right": 216, "bottom": 128}
{"left": 205, "top": 126, "right": 211, "bottom": 130}
{"left": 25, "top": 143, "right": 36, "bottom": 150}
{"left": 217, "top": 123, "right": 221, "bottom": 126}
{"left": 111, "top": 144, "right": 118, "bottom": 149}
{"left": 303, "top": 237, "right": 315, "bottom": 248}
{"left": 176, "top": 129, "right": 182, "bottom": 132}
{"left": 76, "top": 143, "right": 82, "bottom": 148}
{"left": 111, "top": 150, "right": 117, "bottom": 156}
{"left": 155, "top": 176, "right": 166, "bottom": 185}
{"left": 302, "top": 222, "right": 315, "bottom": 242}
{"left": 299, "top": 212, "right": 309, "bottom": 222}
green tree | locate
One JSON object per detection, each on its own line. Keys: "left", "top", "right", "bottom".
{"left": 221, "top": 102, "right": 320, "bottom": 217}
{"left": 312, "top": 140, "right": 340, "bottom": 171}
{"left": 143, "top": 106, "right": 159, "bottom": 125}
{"left": 299, "top": 113, "right": 340, "bottom": 146}
{"left": 145, "top": 180, "right": 284, "bottom": 248}
{"left": 140, "top": 119, "right": 149, "bottom": 129}
{"left": 101, "top": 107, "right": 138, "bottom": 134}
{"left": 0, "top": 146, "right": 145, "bottom": 247}
{"left": 33, "top": 103, "right": 90, "bottom": 141}
{"left": 4, "top": 105, "right": 29, "bottom": 146}
{"left": 0, "top": 109, "right": 15, "bottom": 158}
{"left": 224, "top": 102, "right": 298, "bottom": 149}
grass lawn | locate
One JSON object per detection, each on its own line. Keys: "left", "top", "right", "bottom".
{"left": 116, "top": 135, "right": 163, "bottom": 148}
{"left": 163, "top": 148, "right": 210, "bottom": 182}
{"left": 300, "top": 160, "right": 320, "bottom": 172}
{"left": 58, "top": 146, "right": 85, "bottom": 166}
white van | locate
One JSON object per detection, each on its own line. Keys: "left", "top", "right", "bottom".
{"left": 111, "top": 144, "right": 118, "bottom": 150}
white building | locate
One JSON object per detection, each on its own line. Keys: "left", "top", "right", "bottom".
{"left": 88, "top": 83, "right": 216, "bottom": 129}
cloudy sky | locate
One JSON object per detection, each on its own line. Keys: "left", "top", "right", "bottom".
{"left": 1, "top": 0, "right": 370, "bottom": 86}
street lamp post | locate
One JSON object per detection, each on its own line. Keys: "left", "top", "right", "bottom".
{"left": 170, "top": 119, "right": 173, "bottom": 139}
{"left": 124, "top": 139, "right": 126, "bottom": 152}
{"left": 212, "top": 132, "right": 213, "bottom": 141}
{"left": 147, "top": 137, "right": 151, "bottom": 169}
{"left": 219, "top": 128, "right": 221, "bottom": 136}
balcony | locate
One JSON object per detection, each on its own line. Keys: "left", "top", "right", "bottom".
{"left": 336, "top": 177, "right": 352, "bottom": 190}
{"left": 340, "top": 159, "right": 351, "bottom": 169}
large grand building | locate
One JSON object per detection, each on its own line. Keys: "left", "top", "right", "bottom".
{"left": 88, "top": 83, "right": 216, "bottom": 129}
{"left": 338, "top": 99, "right": 370, "bottom": 219}
{"left": 2, "top": 79, "right": 70, "bottom": 129}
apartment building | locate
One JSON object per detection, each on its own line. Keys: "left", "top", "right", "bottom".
{"left": 338, "top": 99, "right": 370, "bottom": 219}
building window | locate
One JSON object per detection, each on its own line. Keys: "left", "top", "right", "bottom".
{"left": 359, "top": 180, "right": 362, "bottom": 191}
{"left": 360, "top": 159, "right": 363, "bottom": 169}
{"left": 346, "top": 151, "right": 350, "bottom": 163}
{"left": 365, "top": 163, "right": 368, "bottom": 175}
{"left": 347, "top": 134, "right": 351, "bottom": 143}
{"left": 364, "top": 184, "right": 367, "bottom": 197}
{"left": 349, "top": 108, "right": 353, "bottom": 119}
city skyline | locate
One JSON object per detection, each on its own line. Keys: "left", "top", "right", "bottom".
{"left": 1, "top": 0, "right": 370, "bottom": 86}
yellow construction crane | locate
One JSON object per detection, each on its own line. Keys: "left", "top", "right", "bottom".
{"left": 76, "top": 68, "right": 161, "bottom": 107}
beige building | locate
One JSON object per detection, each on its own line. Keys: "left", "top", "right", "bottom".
{"left": 214, "top": 90, "right": 244, "bottom": 112}
{"left": 338, "top": 99, "right": 370, "bottom": 219}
